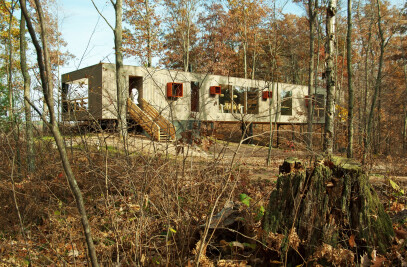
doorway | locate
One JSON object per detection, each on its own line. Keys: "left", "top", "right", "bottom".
{"left": 191, "top": 81, "right": 199, "bottom": 112}
{"left": 129, "top": 76, "right": 143, "bottom": 105}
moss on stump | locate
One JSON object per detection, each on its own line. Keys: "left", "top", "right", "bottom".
{"left": 263, "top": 157, "right": 394, "bottom": 262}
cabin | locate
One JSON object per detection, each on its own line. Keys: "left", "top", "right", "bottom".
{"left": 61, "top": 63, "right": 325, "bottom": 143}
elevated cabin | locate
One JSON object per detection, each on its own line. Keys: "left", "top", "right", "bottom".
{"left": 61, "top": 63, "right": 325, "bottom": 141}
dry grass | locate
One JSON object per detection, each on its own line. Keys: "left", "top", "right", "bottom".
{"left": 1, "top": 130, "right": 407, "bottom": 266}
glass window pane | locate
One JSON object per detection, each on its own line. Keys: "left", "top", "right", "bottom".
{"left": 281, "top": 91, "right": 292, "bottom": 116}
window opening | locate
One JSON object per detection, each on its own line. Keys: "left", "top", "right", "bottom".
{"left": 167, "top": 82, "right": 183, "bottom": 97}
{"left": 210, "top": 86, "right": 221, "bottom": 95}
{"left": 281, "top": 90, "right": 292, "bottom": 116}
{"left": 232, "top": 86, "right": 245, "bottom": 114}
{"left": 313, "top": 94, "right": 325, "bottom": 118}
{"left": 219, "top": 84, "right": 232, "bottom": 113}
{"left": 62, "top": 78, "right": 89, "bottom": 113}
{"left": 247, "top": 87, "right": 259, "bottom": 114}
{"left": 191, "top": 81, "right": 199, "bottom": 112}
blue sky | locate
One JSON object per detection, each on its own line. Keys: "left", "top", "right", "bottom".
{"left": 57, "top": 0, "right": 405, "bottom": 74}
{"left": 58, "top": 0, "right": 117, "bottom": 74}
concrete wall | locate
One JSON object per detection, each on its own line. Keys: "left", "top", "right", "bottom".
{"left": 61, "top": 64, "right": 103, "bottom": 120}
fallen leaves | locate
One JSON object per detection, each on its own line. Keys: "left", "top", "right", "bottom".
{"left": 313, "top": 243, "right": 354, "bottom": 266}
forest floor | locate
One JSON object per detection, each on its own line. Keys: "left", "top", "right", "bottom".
{"left": 1, "top": 133, "right": 406, "bottom": 266}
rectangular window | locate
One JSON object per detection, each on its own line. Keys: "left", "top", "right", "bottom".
{"left": 191, "top": 81, "right": 199, "bottom": 112}
{"left": 313, "top": 94, "right": 325, "bottom": 118}
{"left": 281, "top": 91, "right": 292, "bottom": 116}
{"left": 219, "top": 84, "right": 232, "bottom": 113}
{"left": 62, "top": 78, "right": 89, "bottom": 113}
{"left": 167, "top": 82, "right": 183, "bottom": 97}
{"left": 210, "top": 86, "right": 221, "bottom": 95}
{"left": 62, "top": 83, "right": 70, "bottom": 112}
{"left": 232, "top": 86, "right": 245, "bottom": 114}
{"left": 247, "top": 87, "right": 259, "bottom": 114}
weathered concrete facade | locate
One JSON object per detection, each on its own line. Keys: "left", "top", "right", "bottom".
{"left": 61, "top": 63, "right": 325, "bottom": 135}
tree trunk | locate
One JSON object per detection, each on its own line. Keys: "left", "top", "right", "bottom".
{"left": 347, "top": 0, "right": 354, "bottom": 158}
{"left": 20, "top": 1, "right": 99, "bottom": 265}
{"left": 323, "top": 0, "right": 337, "bottom": 154}
{"left": 114, "top": 0, "right": 128, "bottom": 145}
{"left": 6, "top": 1, "right": 16, "bottom": 124}
{"left": 307, "top": 0, "right": 317, "bottom": 150}
{"left": 403, "top": 64, "right": 407, "bottom": 152}
{"left": 263, "top": 157, "right": 394, "bottom": 265}
{"left": 404, "top": 108, "right": 407, "bottom": 152}
{"left": 243, "top": 4, "right": 248, "bottom": 79}
{"left": 146, "top": 0, "right": 152, "bottom": 68}
{"left": 251, "top": 33, "right": 256, "bottom": 80}
{"left": 20, "top": 0, "right": 35, "bottom": 173}
{"left": 362, "top": 24, "right": 372, "bottom": 159}
{"left": 364, "top": 0, "right": 385, "bottom": 161}
{"left": 267, "top": 82, "right": 276, "bottom": 166}
{"left": 271, "top": 83, "right": 280, "bottom": 146}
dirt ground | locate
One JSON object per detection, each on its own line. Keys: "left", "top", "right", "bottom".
{"left": 66, "top": 133, "right": 407, "bottom": 189}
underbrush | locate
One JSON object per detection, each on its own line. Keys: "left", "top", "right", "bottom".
{"left": 0, "top": 134, "right": 274, "bottom": 266}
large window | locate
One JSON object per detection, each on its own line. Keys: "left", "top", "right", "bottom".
{"left": 232, "top": 86, "right": 245, "bottom": 114}
{"left": 247, "top": 87, "right": 259, "bottom": 114}
{"left": 62, "top": 78, "right": 89, "bottom": 113}
{"left": 191, "top": 81, "right": 199, "bottom": 112}
{"left": 219, "top": 85, "right": 259, "bottom": 114}
{"left": 219, "top": 84, "right": 232, "bottom": 113}
{"left": 281, "top": 90, "right": 292, "bottom": 116}
{"left": 313, "top": 94, "right": 325, "bottom": 118}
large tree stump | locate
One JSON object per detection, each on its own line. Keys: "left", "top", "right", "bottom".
{"left": 263, "top": 157, "right": 394, "bottom": 264}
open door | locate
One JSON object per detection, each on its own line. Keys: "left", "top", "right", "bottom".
{"left": 129, "top": 76, "right": 143, "bottom": 105}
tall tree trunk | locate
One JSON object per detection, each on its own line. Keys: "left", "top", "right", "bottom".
{"left": 364, "top": 0, "right": 384, "bottom": 161}
{"left": 267, "top": 82, "right": 276, "bottom": 166}
{"left": 271, "top": 83, "right": 280, "bottom": 146}
{"left": 146, "top": 0, "right": 152, "bottom": 68}
{"left": 243, "top": 4, "right": 248, "bottom": 79}
{"left": 7, "top": 4, "right": 14, "bottom": 124}
{"left": 183, "top": 22, "right": 190, "bottom": 72}
{"left": 362, "top": 9, "right": 373, "bottom": 161}
{"left": 20, "top": 0, "right": 35, "bottom": 173}
{"left": 403, "top": 64, "right": 407, "bottom": 152}
{"left": 323, "top": 0, "right": 337, "bottom": 154}
{"left": 114, "top": 0, "right": 128, "bottom": 145}
{"left": 251, "top": 33, "right": 257, "bottom": 80}
{"left": 347, "top": 0, "right": 354, "bottom": 158}
{"left": 404, "top": 108, "right": 407, "bottom": 152}
{"left": 307, "top": 0, "right": 317, "bottom": 150}
{"left": 20, "top": 1, "right": 99, "bottom": 265}
{"left": 5, "top": 1, "right": 21, "bottom": 172}
{"left": 267, "top": 4, "right": 278, "bottom": 166}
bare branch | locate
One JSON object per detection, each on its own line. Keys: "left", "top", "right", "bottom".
{"left": 90, "top": 0, "right": 114, "bottom": 31}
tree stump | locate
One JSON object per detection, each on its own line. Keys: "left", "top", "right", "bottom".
{"left": 263, "top": 157, "right": 394, "bottom": 264}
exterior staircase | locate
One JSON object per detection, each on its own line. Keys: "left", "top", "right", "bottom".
{"left": 127, "top": 98, "right": 176, "bottom": 142}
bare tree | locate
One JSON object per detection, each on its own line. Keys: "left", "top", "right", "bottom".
{"left": 19, "top": 0, "right": 99, "bottom": 265}
{"left": 91, "top": 0, "right": 128, "bottom": 144}
{"left": 323, "top": 0, "right": 337, "bottom": 154}
{"left": 346, "top": 0, "right": 354, "bottom": 158}
{"left": 307, "top": 0, "right": 318, "bottom": 150}
{"left": 20, "top": 0, "right": 35, "bottom": 172}
{"left": 364, "top": 0, "right": 386, "bottom": 161}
